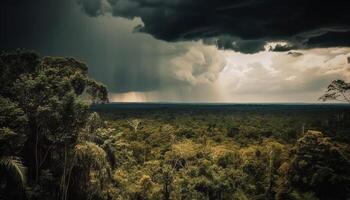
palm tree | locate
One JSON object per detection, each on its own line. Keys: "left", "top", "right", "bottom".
{"left": 0, "top": 156, "right": 26, "bottom": 200}
{"left": 0, "top": 128, "right": 26, "bottom": 200}
{"left": 0, "top": 97, "right": 28, "bottom": 199}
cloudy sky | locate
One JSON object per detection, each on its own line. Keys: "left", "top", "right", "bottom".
{"left": 1, "top": 0, "right": 350, "bottom": 102}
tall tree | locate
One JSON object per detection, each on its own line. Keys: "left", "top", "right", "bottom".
{"left": 0, "top": 49, "right": 109, "bottom": 200}
{"left": 0, "top": 97, "right": 28, "bottom": 200}
{"left": 319, "top": 80, "right": 350, "bottom": 103}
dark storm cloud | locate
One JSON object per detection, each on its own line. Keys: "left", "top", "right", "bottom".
{"left": 0, "top": 0, "right": 225, "bottom": 95}
{"left": 77, "top": 0, "right": 350, "bottom": 53}
{"left": 0, "top": 0, "right": 186, "bottom": 94}
{"left": 305, "top": 31, "right": 350, "bottom": 48}
{"left": 287, "top": 52, "right": 303, "bottom": 57}
{"left": 202, "top": 36, "right": 266, "bottom": 54}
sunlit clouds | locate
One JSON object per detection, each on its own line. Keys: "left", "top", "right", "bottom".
{"left": 110, "top": 45, "right": 350, "bottom": 103}
{"left": 218, "top": 47, "right": 350, "bottom": 102}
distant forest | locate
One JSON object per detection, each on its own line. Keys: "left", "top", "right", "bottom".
{"left": 1, "top": 49, "right": 350, "bottom": 200}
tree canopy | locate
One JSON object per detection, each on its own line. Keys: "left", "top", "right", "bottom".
{"left": 319, "top": 80, "right": 350, "bottom": 103}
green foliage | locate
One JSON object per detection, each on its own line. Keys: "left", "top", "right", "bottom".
{"left": 0, "top": 49, "right": 110, "bottom": 200}
{"left": 289, "top": 131, "right": 350, "bottom": 200}
{"left": 0, "top": 96, "right": 28, "bottom": 199}
{"left": 97, "top": 106, "right": 350, "bottom": 200}
{"left": 0, "top": 49, "right": 39, "bottom": 97}
{"left": 0, "top": 157, "right": 26, "bottom": 200}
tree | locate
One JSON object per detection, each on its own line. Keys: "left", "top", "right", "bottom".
{"left": 128, "top": 119, "right": 142, "bottom": 133}
{"left": 0, "top": 97, "right": 28, "bottom": 200}
{"left": 0, "top": 49, "right": 39, "bottom": 98}
{"left": 0, "top": 156, "right": 26, "bottom": 200}
{"left": 69, "top": 141, "right": 114, "bottom": 200}
{"left": 319, "top": 80, "right": 350, "bottom": 103}
{"left": 288, "top": 130, "right": 350, "bottom": 200}
{"left": 0, "top": 49, "right": 109, "bottom": 200}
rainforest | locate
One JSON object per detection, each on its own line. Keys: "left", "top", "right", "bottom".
{"left": 1, "top": 50, "right": 350, "bottom": 200}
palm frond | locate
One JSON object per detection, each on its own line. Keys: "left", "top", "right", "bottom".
{"left": 0, "top": 156, "right": 26, "bottom": 187}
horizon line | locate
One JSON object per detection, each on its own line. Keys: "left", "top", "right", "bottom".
{"left": 101, "top": 101, "right": 350, "bottom": 105}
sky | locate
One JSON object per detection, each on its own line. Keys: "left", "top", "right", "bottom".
{"left": 1, "top": 0, "right": 350, "bottom": 103}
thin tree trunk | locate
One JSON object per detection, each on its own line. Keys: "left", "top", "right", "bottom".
{"left": 39, "top": 145, "right": 53, "bottom": 168}
{"left": 61, "top": 143, "right": 67, "bottom": 200}
{"left": 266, "top": 150, "right": 274, "bottom": 200}
{"left": 35, "top": 129, "right": 39, "bottom": 183}
{"left": 64, "top": 165, "right": 74, "bottom": 200}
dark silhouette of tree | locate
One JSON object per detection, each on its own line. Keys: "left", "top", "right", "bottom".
{"left": 319, "top": 80, "right": 350, "bottom": 103}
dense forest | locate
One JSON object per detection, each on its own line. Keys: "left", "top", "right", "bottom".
{"left": 1, "top": 50, "right": 350, "bottom": 200}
